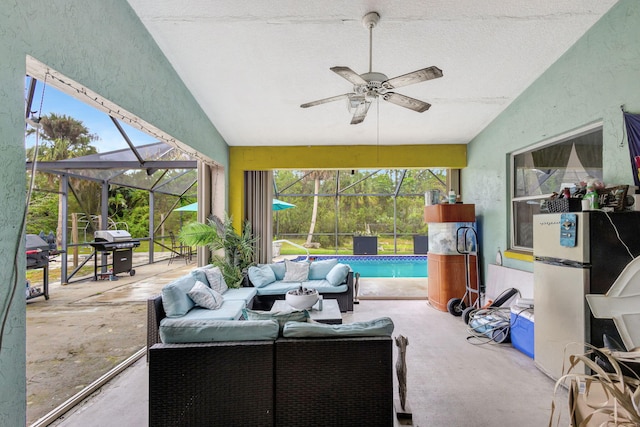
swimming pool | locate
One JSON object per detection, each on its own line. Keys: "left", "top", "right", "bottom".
{"left": 293, "top": 255, "right": 428, "bottom": 278}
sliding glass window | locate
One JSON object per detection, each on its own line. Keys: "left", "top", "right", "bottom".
{"left": 510, "top": 126, "right": 603, "bottom": 250}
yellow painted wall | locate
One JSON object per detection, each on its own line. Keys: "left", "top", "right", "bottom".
{"left": 229, "top": 144, "right": 467, "bottom": 226}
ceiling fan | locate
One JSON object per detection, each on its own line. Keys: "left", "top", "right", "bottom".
{"left": 300, "top": 11, "right": 443, "bottom": 125}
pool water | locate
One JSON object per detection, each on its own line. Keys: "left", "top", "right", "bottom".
{"left": 294, "top": 255, "right": 428, "bottom": 278}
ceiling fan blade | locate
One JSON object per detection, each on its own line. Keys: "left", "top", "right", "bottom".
{"left": 331, "top": 66, "right": 367, "bottom": 85}
{"left": 300, "top": 93, "right": 352, "bottom": 108}
{"left": 384, "top": 66, "right": 443, "bottom": 89}
{"left": 350, "top": 100, "right": 372, "bottom": 125}
{"left": 383, "top": 92, "right": 431, "bottom": 113}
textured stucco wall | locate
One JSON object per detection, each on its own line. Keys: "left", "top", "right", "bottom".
{"left": 0, "top": 1, "right": 228, "bottom": 424}
{"left": 463, "top": 0, "right": 640, "bottom": 275}
{"left": 0, "top": 20, "right": 29, "bottom": 426}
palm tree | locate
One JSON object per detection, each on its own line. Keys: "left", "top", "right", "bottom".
{"left": 304, "top": 170, "right": 332, "bottom": 247}
{"left": 26, "top": 113, "right": 98, "bottom": 245}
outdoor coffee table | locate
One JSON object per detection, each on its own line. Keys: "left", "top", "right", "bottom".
{"left": 271, "top": 298, "right": 342, "bottom": 324}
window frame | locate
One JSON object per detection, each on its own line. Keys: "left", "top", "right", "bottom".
{"left": 509, "top": 122, "right": 603, "bottom": 252}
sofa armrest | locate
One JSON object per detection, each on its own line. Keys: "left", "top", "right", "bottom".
{"left": 333, "top": 270, "right": 354, "bottom": 312}
{"left": 345, "top": 270, "right": 354, "bottom": 292}
{"left": 147, "top": 295, "right": 165, "bottom": 360}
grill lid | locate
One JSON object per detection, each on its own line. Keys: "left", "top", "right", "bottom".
{"left": 26, "top": 234, "right": 49, "bottom": 252}
{"left": 94, "top": 230, "right": 132, "bottom": 242}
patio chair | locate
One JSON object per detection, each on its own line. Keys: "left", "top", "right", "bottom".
{"left": 168, "top": 231, "right": 191, "bottom": 264}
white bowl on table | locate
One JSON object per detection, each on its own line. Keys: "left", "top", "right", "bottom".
{"left": 285, "top": 289, "right": 319, "bottom": 310}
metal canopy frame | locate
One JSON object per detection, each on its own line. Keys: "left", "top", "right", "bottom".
{"left": 25, "top": 77, "right": 199, "bottom": 284}
{"left": 273, "top": 168, "right": 449, "bottom": 253}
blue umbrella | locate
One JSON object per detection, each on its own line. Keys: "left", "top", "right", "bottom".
{"left": 273, "top": 198, "right": 295, "bottom": 211}
{"left": 174, "top": 202, "right": 198, "bottom": 212}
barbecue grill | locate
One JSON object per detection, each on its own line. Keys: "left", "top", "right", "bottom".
{"left": 25, "top": 234, "right": 51, "bottom": 300}
{"left": 90, "top": 230, "right": 140, "bottom": 280}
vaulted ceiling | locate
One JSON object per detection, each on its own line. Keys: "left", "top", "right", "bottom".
{"left": 127, "top": 1, "right": 618, "bottom": 147}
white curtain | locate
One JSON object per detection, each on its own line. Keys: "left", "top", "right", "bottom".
{"left": 244, "top": 171, "right": 273, "bottom": 263}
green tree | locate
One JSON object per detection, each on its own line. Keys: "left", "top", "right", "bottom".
{"left": 26, "top": 113, "right": 98, "bottom": 245}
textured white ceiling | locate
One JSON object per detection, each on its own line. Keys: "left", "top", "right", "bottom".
{"left": 127, "top": 0, "right": 618, "bottom": 146}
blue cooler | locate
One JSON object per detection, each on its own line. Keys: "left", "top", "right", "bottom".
{"left": 510, "top": 306, "right": 534, "bottom": 358}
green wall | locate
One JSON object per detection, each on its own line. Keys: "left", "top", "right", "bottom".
{"left": 2, "top": 0, "right": 639, "bottom": 424}
{"left": 463, "top": 0, "right": 640, "bottom": 274}
{"left": 0, "top": 1, "right": 227, "bottom": 424}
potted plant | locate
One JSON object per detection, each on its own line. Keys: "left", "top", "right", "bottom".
{"left": 179, "top": 214, "right": 257, "bottom": 288}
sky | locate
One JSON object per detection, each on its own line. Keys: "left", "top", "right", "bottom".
{"left": 25, "top": 78, "right": 157, "bottom": 153}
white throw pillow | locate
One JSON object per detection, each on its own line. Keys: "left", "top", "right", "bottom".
{"left": 282, "top": 259, "right": 310, "bottom": 282}
{"left": 203, "top": 266, "right": 228, "bottom": 294}
{"left": 187, "top": 280, "right": 224, "bottom": 310}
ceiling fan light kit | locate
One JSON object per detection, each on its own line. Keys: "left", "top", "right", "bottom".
{"left": 301, "top": 11, "right": 443, "bottom": 125}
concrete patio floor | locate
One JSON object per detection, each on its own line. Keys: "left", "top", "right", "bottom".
{"left": 28, "top": 259, "right": 570, "bottom": 426}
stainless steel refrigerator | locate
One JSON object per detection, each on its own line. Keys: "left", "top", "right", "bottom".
{"left": 533, "top": 211, "right": 640, "bottom": 381}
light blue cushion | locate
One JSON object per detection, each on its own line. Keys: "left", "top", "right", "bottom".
{"left": 223, "top": 287, "right": 257, "bottom": 305}
{"left": 161, "top": 272, "right": 206, "bottom": 317}
{"left": 309, "top": 258, "right": 339, "bottom": 280}
{"left": 325, "top": 263, "right": 350, "bottom": 286}
{"left": 248, "top": 264, "right": 277, "bottom": 287}
{"left": 254, "top": 281, "right": 301, "bottom": 296}
{"left": 175, "top": 300, "right": 246, "bottom": 321}
{"left": 267, "top": 263, "right": 286, "bottom": 280}
{"left": 301, "top": 280, "right": 348, "bottom": 294}
{"left": 282, "top": 317, "right": 395, "bottom": 338}
{"left": 159, "top": 318, "right": 279, "bottom": 343}
{"left": 242, "top": 308, "right": 309, "bottom": 334}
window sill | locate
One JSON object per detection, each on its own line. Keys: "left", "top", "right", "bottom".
{"left": 504, "top": 249, "right": 533, "bottom": 263}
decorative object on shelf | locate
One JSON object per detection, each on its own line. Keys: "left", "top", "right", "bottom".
{"left": 448, "top": 189, "right": 456, "bottom": 204}
{"left": 545, "top": 197, "right": 582, "bottom": 213}
{"left": 583, "top": 182, "right": 600, "bottom": 210}
{"left": 285, "top": 287, "right": 319, "bottom": 310}
{"left": 424, "top": 189, "right": 441, "bottom": 206}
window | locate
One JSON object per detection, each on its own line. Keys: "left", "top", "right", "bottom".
{"left": 510, "top": 126, "right": 603, "bottom": 250}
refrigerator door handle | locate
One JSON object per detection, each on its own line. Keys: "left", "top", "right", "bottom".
{"left": 534, "top": 256, "right": 590, "bottom": 269}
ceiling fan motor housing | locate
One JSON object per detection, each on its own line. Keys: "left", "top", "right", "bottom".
{"left": 355, "top": 71, "right": 388, "bottom": 96}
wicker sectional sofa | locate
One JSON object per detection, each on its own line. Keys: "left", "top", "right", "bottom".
{"left": 147, "top": 293, "right": 394, "bottom": 426}
{"left": 247, "top": 259, "right": 355, "bottom": 312}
